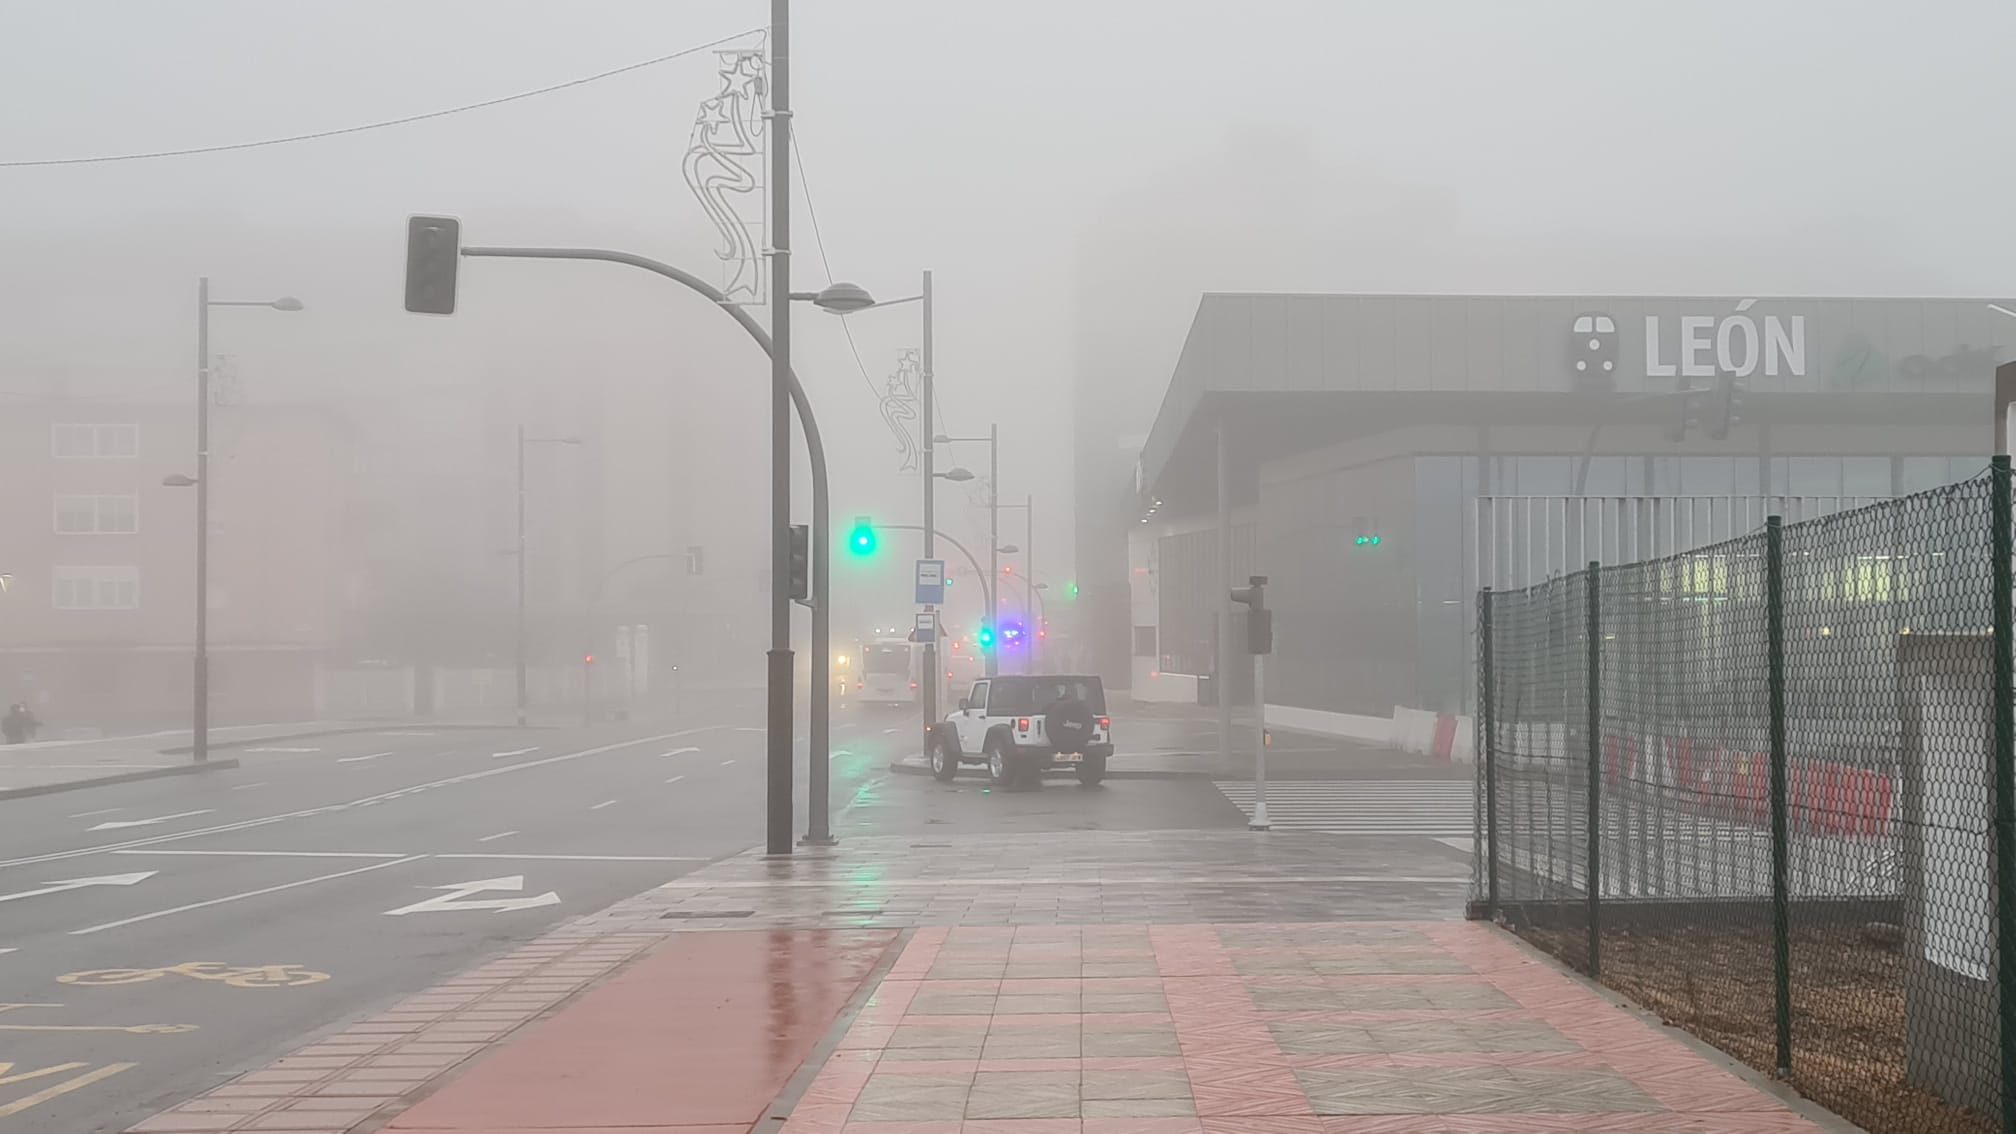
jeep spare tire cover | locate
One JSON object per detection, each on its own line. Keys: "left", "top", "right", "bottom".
{"left": 1045, "top": 698, "right": 1095, "bottom": 750}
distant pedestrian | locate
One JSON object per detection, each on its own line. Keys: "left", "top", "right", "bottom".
{"left": 2, "top": 703, "right": 39, "bottom": 744}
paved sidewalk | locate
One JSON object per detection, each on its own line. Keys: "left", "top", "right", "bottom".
{"left": 120, "top": 829, "right": 1851, "bottom": 1134}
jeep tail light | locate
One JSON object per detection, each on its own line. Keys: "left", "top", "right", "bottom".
{"left": 911, "top": 681, "right": 919, "bottom": 689}
{"left": 1017, "top": 717, "right": 1030, "bottom": 731}
{"left": 1098, "top": 717, "right": 1110, "bottom": 729}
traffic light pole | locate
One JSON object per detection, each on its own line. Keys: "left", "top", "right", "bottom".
{"left": 461, "top": 244, "right": 831, "bottom": 855}
{"left": 919, "top": 270, "right": 937, "bottom": 762}
{"left": 988, "top": 423, "right": 999, "bottom": 678}
{"left": 767, "top": 0, "right": 796, "bottom": 856}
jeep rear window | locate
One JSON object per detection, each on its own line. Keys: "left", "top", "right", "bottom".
{"left": 989, "top": 678, "right": 1105, "bottom": 715}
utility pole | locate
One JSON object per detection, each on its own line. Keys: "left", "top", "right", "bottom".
{"left": 987, "top": 423, "right": 1000, "bottom": 677}
{"left": 765, "top": 0, "right": 795, "bottom": 856}
{"left": 1024, "top": 495, "right": 1035, "bottom": 672}
{"left": 919, "top": 270, "right": 937, "bottom": 747}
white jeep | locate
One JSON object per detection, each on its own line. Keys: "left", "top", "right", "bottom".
{"left": 927, "top": 674, "right": 1113, "bottom": 789}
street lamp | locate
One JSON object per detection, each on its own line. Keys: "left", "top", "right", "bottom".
{"left": 173, "top": 278, "right": 302, "bottom": 763}
{"left": 937, "top": 427, "right": 1001, "bottom": 675}
{"left": 515, "top": 429, "right": 582, "bottom": 727}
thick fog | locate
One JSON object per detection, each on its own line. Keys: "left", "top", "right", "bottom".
{"left": 3, "top": 0, "right": 2011, "bottom": 699}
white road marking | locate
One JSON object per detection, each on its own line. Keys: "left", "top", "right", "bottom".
{"left": 0, "top": 728, "right": 727, "bottom": 872}
{"left": 1435, "top": 837, "right": 1474, "bottom": 853}
{"left": 337, "top": 751, "right": 394, "bottom": 763}
{"left": 882, "top": 728, "right": 899, "bottom": 734}
{"left": 665, "top": 775, "right": 685, "bottom": 784}
{"left": 72, "top": 857, "right": 426, "bottom": 935}
{"left": 477, "top": 831, "right": 518, "bottom": 843}
{"left": 720, "top": 758, "right": 737, "bottom": 766}
{"left": 113, "top": 849, "right": 408, "bottom": 859}
{"left": 732, "top": 727, "right": 763, "bottom": 733}
{"left": 244, "top": 746, "right": 320, "bottom": 753}
{"left": 0, "top": 872, "right": 155, "bottom": 905}
{"left": 589, "top": 800, "right": 617, "bottom": 811}
{"left": 438, "top": 853, "right": 706, "bottom": 862}
{"left": 0, "top": 948, "right": 15, "bottom": 955}
{"left": 384, "top": 875, "right": 560, "bottom": 916}
{"left": 67, "top": 808, "right": 122, "bottom": 819}
{"left": 660, "top": 747, "right": 700, "bottom": 757}
{"left": 491, "top": 747, "right": 540, "bottom": 759}
{"left": 88, "top": 810, "right": 215, "bottom": 832}
{"left": 230, "top": 782, "right": 268, "bottom": 791}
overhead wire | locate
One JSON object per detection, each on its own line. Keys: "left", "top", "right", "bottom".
{"left": 790, "top": 129, "right": 888, "bottom": 409}
{"left": 0, "top": 28, "right": 762, "bottom": 168}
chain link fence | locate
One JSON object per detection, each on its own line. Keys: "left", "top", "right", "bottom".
{"left": 1476, "top": 463, "right": 2016, "bottom": 1134}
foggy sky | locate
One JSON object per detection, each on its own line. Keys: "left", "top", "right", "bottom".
{"left": 4, "top": 0, "right": 2012, "bottom": 619}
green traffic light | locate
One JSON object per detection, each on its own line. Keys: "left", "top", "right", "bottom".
{"left": 1065, "top": 581, "right": 1079, "bottom": 599}
{"left": 848, "top": 516, "right": 877, "bottom": 557}
{"left": 1355, "top": 535, "right": 1381, "bottom": 546}
{"left": 976, "top": 625, "right": 996, "bottom": 650}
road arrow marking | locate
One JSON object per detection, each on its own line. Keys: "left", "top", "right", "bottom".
{"left": 0, "top": 873, "right": 156, "bottom": 905}
{"left": 383, "top": 876, "right": 561, "bottom": 916}
{"left": 88, "top": 811, "right": 213, "bottom": 832}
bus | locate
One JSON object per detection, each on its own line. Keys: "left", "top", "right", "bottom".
{"left": 859, "top": 638, "right": 920, "bottom": 707}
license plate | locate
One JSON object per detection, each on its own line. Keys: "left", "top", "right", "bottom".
{"left": 1053, "top": 752, "right": 1082, "bottom": 763}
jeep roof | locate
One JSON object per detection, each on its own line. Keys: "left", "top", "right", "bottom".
{"left": 978, "top": 674, "right": 1106, "bottom": 715}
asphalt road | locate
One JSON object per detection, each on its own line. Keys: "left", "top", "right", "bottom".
{"left": 0, "top": 699, "right": 908, "bottom": 1134}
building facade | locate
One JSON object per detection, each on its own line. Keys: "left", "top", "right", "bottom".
{"left": 1109, "top": 294, "right": 2006, "bottom": 726}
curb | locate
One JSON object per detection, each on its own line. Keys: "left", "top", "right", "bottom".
{"left": 0, "top": 756, "right": 241, "bottom": 801}
{"left": 157, "top": 721, "right": 552, "bottom": 756}
{"left": 884, "top": 760, "right": 1207, "bottom": 782}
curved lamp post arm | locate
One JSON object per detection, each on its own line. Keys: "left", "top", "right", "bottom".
{"left": 880, "top": 524, "right": 994, "bottom": 622}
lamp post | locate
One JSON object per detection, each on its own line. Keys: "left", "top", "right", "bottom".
{"left": 998, "top": 495, "right": 1036, "bottom": 671}
{"left": 811, "top": 273, "right": 935, "bottom": 758}
{"left": 172, "top": 279, "right": 302, "bottom": 763}
{"left": 515, "top": 429, "right": 582, "bottom": 727}
{"left": 935, "top": 427, "right": 1000, "bottom": 675}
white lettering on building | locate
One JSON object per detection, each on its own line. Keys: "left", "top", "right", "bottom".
{"left": 1645, "top": 300, "right": 1805, "bottom": 379}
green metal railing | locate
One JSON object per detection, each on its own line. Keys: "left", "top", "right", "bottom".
{"left": 1475, "top": 457, "right": 2015, "bottom": 1134}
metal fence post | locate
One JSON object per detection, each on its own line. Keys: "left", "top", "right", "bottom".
{"left": 1481, "top": 587, "right": 1500, "bottom": 917}
{"left": 1585, "top": 561, "right": 1602, "bottom": 978}
{"left": 1990, "top": 454, "right": 2016, "bottom": 1134}
{"left": 1765, "top": 514, "right": 1793, "bottom": 1080}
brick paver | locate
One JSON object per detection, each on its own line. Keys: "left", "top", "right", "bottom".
{"left": 781, "top": 921, "right": 1835, "bottom": 1134}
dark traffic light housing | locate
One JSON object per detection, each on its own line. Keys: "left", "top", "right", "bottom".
{"left": 1230, "top": 574, "right": 1272, "bottom": 655}
{"left": 404, "top": 215, "right": 461, "bottom": 315}
{"left": 788, "top": 524, "right": 810, "bottom": 602}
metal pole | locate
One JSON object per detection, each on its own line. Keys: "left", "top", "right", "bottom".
{"left": 1026, "top": 494, "right": 1035, "bottom": 672}
{"left": 1585, "top": 560, "right": 1602, "bottom": 978}
{"left": 920, "top": 269, "right": 937, "bottom": 753}
{"left": 1217, "top": 424, "right": 1231, "bottom": 766}
{"left": 1250, "top": 648, "right": 1269, "bottom": 830}
{"left": 1481, "top": 587, "right": 1499, "bottom": 917}
{"left": 1989, "top": 454, "right": 2016, "bottom": 1132}
{"left": 987, "top": 423, "right": 999, "bottom": 678}
{"left": 193, "top": 278, "right": 211, "bottom": 763}
{"left": 516, "top": 426, "right": 528, "bottom": 727}
{"left": 1765, "top": 515, "right": 1792, "bottom": 1079}
{"left": 803, "top": 409, "right": 834, "bottom": 845}
{"left": 765, "top": 0, "right": 795, "bottom": 856}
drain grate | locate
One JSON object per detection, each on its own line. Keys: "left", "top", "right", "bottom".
{"left": 660, "top": 909, "right": 755, "bottom": 920}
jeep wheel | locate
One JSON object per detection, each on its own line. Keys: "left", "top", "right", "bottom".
{"left": 930, "top": 738, "right": 957, "bottom": 782}
{"left": 1076, "top": 754, "right": 1107, "bottom": 787}
{"left": 985, "top": 735, "right": 1013, "bottom": 787}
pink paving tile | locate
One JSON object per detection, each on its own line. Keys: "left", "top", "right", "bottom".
{"left": 1198, "top": 1120, "right": 1327, "bottom": 1134}
{"left": 839, "top": 1124, "right": 966, "bottom": 1134}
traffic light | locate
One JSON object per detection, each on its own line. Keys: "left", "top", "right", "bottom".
{"left": 1065, "top": 581, "right": 1079, "bottom": 599}
{"left": 403, "top": 215, "right": 461, "bottom": 315}
{"left": 1706, "top": 373, "right": 1744, "bottom": 441}
{"left": 976, "top": 624, "right": 996, "bottom": 651}
{"left": 847, "top": 515, "right": 877, "bottom": 557}
{"left": 1666, "top": 378, "right": 1703, "bottom": 443}
{"left": 1231, "top": 575, "right": 1273, "bottom": 655}
{"left": 787, "top": 524, "right": 810, "bottom": 601}
{"left": 1354, "top": 534, "right": 1381, "bottom": 547}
